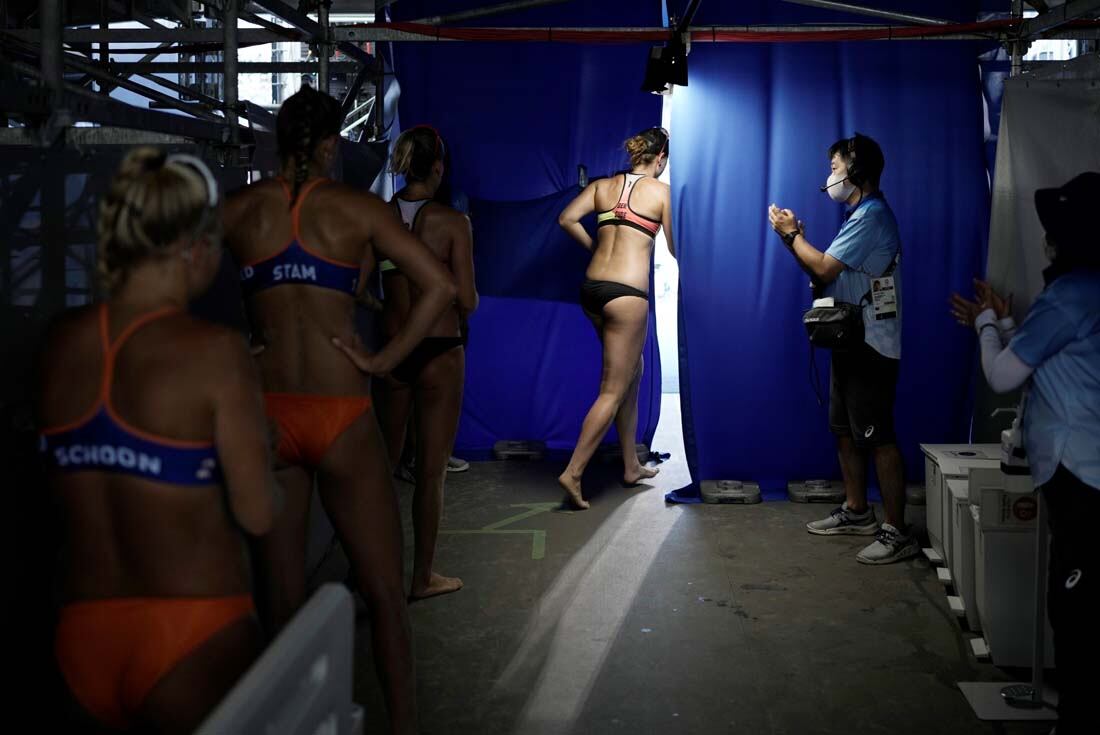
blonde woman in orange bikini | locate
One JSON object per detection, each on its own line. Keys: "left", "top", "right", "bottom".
{"left": 40, "top": 148, "right": 280, "bottom": 733}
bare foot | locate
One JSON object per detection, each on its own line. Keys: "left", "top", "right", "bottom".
{"left": 558, "top": 471, "right": 590, "bottom": 510}
{"left": 623, "top": 464, "right": 660, "bottom": 485}
{"left": 408, "top": 572, "right": 463, "bottom": 603}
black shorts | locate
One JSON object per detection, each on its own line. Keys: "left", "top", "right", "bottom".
{"left": 829, "top": 341, "right": 899, "bottom": 448}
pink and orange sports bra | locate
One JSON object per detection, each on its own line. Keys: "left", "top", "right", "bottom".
{"left": 596, "top": 173, "right": 661, "bottom": 238}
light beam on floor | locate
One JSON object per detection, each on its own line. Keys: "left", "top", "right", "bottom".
{"left": 494, "top": 485, "right": 684, "bottom": 734}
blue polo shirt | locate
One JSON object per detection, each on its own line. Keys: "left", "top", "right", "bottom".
{"left": 824, "top": 193, "right": 903, "bottom": 359}
{"left": 1009, "top": 270, "right": 1100, "bottom": 491}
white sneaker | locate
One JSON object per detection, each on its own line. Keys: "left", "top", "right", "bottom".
{"left": 446, "top": 456, "right": 470, "bottom": 473}
{"left": 806, "top": 502, "right": 878, "bottom": 536}
{"left": 856, "top": 523, "right": 920, "bottom": 565}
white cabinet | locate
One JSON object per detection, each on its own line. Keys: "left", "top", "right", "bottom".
{"left": 947, "top": 477, "right": 980, "bottom": 630}
{"left": 919, "top": 444, "right": 1001, "bottom": 566}
{"left": 971, "top": 475, "right": 1055, "bottom": 668}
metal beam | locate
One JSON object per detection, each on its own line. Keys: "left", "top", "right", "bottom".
{"left": 159, "top": 0, "right": 192, "bottom": 25}
{"left": 252, "top": 0, "right": 376, "bottom": 67}
{"left": 677, "top": 0, "right": 705, "bottom": 31}
{"left": 340, "top": 62, "right": 374, "bottom": 116}
{"left": 3, "top": 16, "right": 1099, "bottom": 48}
{"left": 372, "top": 55, "right": 385, "bottom": 141}
{"left": 129, "top": 69, "right": 226, "bottom": 111}
{"left": 413, "top": 0, "right": 569, "bottom": 25}
{"left": 239, "top": 8, "right": 297, "bottom": 35}
{"left": 341, "top": 99, "right": 375, "bottom": 135}
{"left": 319, "top": 1, "right": 331, "bottom": 94}
{"left": 103, "top": 1, "right": 178, "bottom": 91}
{"left": 2, "top": 28, "right": 288, "bottom": 44}
{"left": 203, "top": 0, "right": 302, "bottom": 38}
{"left": 90, "top": 61, "right": 363, "bottom": 73}
{"left": 251, "top": 0, "right": 326, "bottom": 39}
{"left": 337, "top": 23, "right": 1100, "bottom": 42}
{"left": 39, "top": 0, "right": 64, "bottom": 102}
{"left": 33, "top": 127, "right": 191, "bottom": 145}
{"left": 57, "top": 51, "right": 227, "bottom": 124}
{"left": 34, "top": 23, "right": 1081, "bottom": 47}
{"left": 1011, "top": 0, "right": 1025, "bottom": 77}
{"left": 225, "top": 0, "right": 240, "bottom": 144}
{"left": 780, "top": 0, "right": 951, "bottom": 25}
{"left": 1018, "top": 0, "right": 1100, "bottom": 38}
{"left": 0, "top": 69, "right": 247, "bottom": 142}
{"left": 99, "top": 0, "right": 109, "bottom": 96}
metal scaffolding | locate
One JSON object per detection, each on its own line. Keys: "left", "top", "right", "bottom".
{"left": 0, "top": 0, "right": 1097, "bottom": 406}
{"left": 0, "top": 0, "right": 387, "bottom": 324}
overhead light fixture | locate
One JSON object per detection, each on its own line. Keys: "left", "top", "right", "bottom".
{"left": 641, "top": 47, "right": 672, "bottom": 94}
{"left": 641, "top": 32, "right": 689, "bottom": 94}
{"left": 643, "top": 2, "right": 699, "bottom": 94}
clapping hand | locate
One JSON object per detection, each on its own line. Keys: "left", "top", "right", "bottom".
{"left": 768, "top": 203, "right": 801, "bottom": 237}
{"left": 950, "top": 279, "right": 1012, "bottom": 327}
{"left": 974, "top": 279, "right": 1013, "bottom": 319}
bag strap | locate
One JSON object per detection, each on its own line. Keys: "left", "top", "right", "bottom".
{"left": 859, "top": 245, "right": 901, "bottom": 306}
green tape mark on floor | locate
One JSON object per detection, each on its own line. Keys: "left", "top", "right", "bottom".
{"left": 482, "top": 502, "right": 560, "bottom": 531}
{"left": 440, "top": 502, "right": 558, "bottom": 559}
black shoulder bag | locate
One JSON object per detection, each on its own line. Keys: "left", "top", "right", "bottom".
{"left": 802, "top": 249, "right": 899, "bottom": 351}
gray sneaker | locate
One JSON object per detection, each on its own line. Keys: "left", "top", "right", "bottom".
{"left": 446, "top": 456, "right": 470, "bottom": 473}
{"left": 856, "top": 523, "right": 920, "bottom": 565}
{"left": 807, "top": 502, "right": 878, "bottom": 536}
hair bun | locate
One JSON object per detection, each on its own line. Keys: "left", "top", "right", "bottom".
{"left": 625, "top": 135, "right": 649, "bottom": 157}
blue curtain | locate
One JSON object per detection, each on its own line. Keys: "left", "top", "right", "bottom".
{"left": 391, "top": 1, "right": 666, "bottom": 201}
{"left": 669, "top": 23, "right": 992, "bottom": 499}
{"left": 388, "top": 0, "right": 999, "bottom": 472}
{"left": 457, "top": 190, "right": 662, "bottom": 457}
{"left": 390, "top": 2, "right": 666, "bottom": 457}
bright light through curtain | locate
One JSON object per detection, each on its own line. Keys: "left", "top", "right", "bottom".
{"left": 389, "top": 1, "right": 666, "bottom": 457}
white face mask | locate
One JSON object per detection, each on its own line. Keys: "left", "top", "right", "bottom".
{"left": 824, "top": 171, "right": 856, "bottom": 203}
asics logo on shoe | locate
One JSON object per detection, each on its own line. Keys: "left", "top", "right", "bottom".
{"left": 864, "top": 426, "right": 875, "bottom": 439}
{"left": 1066, "top": 569, "right": 1082, "bottom": 590}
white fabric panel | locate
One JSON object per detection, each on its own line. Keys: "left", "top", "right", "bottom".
{"left": 973, "top": 58, "right": 1100, "bottom": 441}
{"left": 986, "top": 68, "right": 1100, "bottom": 314}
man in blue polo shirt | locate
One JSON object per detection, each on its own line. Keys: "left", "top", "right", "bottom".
{"left": 769, "top": 133, "right": 915, "bottom": 565}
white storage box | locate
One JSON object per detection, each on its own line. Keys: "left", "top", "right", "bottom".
{"left": 919, "top": 444, "right": 1000, "bottom": 566}
{"left": 947, "top": 478, "right": 979, "bottom": 630}
{"left": 970, "top": 475, "right": 1054, "bottom": 668}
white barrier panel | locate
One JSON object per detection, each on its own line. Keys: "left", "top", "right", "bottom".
{"left": 196, "top": 584, "right": 356, "bottom": 735}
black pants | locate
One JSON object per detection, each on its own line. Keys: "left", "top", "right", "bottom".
{"left": 1042, "top": 464, "right": 1100, "bottom": 733}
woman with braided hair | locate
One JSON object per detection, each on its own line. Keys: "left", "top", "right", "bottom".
{"left": 556, "top": 127, "right": 674, "bottom": 509}
{"left": 224, "top": 85, "right": 455, "bottom": 735}
{"left": 39, "top": 147, "right": 279, "bottom": 732}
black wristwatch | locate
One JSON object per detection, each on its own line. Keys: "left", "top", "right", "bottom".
{"left": 781, "top": 229, "right": 800, "bottom": 248}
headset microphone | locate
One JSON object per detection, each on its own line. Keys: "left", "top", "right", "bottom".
{"left": 820, "top": 176, "right": 849, "bottom": 193}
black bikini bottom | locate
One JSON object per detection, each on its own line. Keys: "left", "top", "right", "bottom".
{"left": 392, "top": 335, "right": 466, "bottom": 385}
{"left": 579, "top": 279, "right": 648, "bottom": 315}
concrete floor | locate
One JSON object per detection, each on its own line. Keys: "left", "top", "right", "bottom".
{"left": 345, "top": 397, "right": 1055, "bottom": 735}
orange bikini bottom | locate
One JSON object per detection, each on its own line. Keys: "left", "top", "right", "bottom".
{"left": 55, "top": 595, "right": 255, "bottom": 729}
{"left": 263, "top": 393, "right": 373, "bottom": 468}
